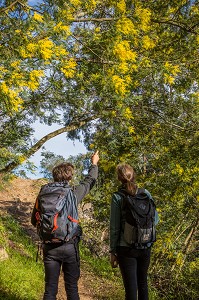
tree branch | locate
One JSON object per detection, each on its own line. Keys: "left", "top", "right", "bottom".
{"left": 172, "top": 218, "right": 199, "bottom": 272}
{"left": 183, "top": 218, "right": 199, "bottom": 253}
{"left": 0, "top": 116, "right": 97, "bottom": 174}
{"left": 0, "top": 0, "right": 42, "bottom": 15}
{"left": 71, "top": 34, "right": 104, "bottom": 62}
{"left": 71, "top": 17, "right": 118, "bottom": 22}
{"left": 0, "top": 0, "right": 19, "bottom": 13}
{"left": 71, "top": 15, "right": 198, "bottom": 35}
{"left": 146, "top": 108, "right": 186, "bottom": 130}
{"left": 151, "top": 18, "right": 198, "bottom": 34}
{"left": 74, "top": 58, "right": 114, "bottom": 64}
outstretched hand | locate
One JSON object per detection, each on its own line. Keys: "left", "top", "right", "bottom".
{"left": 91, "top": 150, "right": 99, "bottom": 165}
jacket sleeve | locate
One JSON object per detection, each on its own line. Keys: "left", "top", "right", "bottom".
{"left": 73, "top": 164, "right": 98, "bottom": 204}
{"left": 109, "top": 193, "right": 122, "bottom": 255}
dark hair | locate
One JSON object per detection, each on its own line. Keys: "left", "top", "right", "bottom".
{"left": 52, "top": 162, "right": 74, "bottom": 182}
{"left": 116, "top": 163, "right": 137, "bottom": 195}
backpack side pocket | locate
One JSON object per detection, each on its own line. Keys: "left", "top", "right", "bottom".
{"left": 123, "top": 222, "right": 137, "bottom": 244}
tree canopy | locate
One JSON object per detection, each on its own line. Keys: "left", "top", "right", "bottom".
{"left": 0, "top": 1, "right": 198, "bottom": 298}
{"left": 0, "top": 0, "right": 198, "bottom": 172}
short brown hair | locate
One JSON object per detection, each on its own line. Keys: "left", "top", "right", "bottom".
{"left": 52, "top": 162, "right": 74, "bottom": 182}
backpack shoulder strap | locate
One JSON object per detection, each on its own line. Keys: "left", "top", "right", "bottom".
{"left": 137, "top": 187, "right": 145, "bottom": 194}
{"left": 115, "top": 190, "right": 126, "bottom": 198}
{"left": 115, "top": 190, "right": 130, "bottom": 212}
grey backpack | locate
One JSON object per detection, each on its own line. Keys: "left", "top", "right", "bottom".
{"left": 35, "top": 183, "right": 79, "bottom": 242}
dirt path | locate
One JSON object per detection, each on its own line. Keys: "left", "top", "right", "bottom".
{"left": 0, "top": 177, "right": 94, "bottom": 300}
{"left": 57, "top": 273, "right": 93, "bottom": 300}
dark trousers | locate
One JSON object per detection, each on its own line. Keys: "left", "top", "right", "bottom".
{"left": 43, "top": 239, "right": 80, "bottom": 300}
{"left": 117, "top": 246, "right": 151, "bottom": 300}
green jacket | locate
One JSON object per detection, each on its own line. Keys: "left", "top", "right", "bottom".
{"left": 109, "top": 188, "right": 159, "bottom": 254}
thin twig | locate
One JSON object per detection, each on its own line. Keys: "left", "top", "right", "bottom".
{"left": 71, "top": 17, "right": 118, "bottom": 22}
{"left": 71, "top": 34, "right": 104, "bottom": 62}
{"left": 0, "top": 0, "right": 19, "bottom": 13}
{"left": 151, "top": 18, "right": 198, "bottom": 34}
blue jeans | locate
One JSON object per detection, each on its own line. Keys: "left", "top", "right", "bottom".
{"left": 43, "top": 239, "right": 80, "bottom": 300}
{"left": 117, "top": 246, "right": 151, "bottom": 300}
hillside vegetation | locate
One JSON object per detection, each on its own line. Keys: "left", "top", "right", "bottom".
{"left": 0, "top": 176, "right": 198, "bottom": 299}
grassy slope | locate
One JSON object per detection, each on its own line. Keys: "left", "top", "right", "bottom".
{"left": 0, "top": 215, "right": 44, "bottom": 300}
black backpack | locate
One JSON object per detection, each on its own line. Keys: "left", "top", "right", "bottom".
{"left": 34, "top": 182, "right": 79, "bottom": 242}
{"left": 118, "top": 188, "right": 156, "bottom": 248}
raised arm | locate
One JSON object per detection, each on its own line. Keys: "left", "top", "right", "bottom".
{"left": 74, "top": 151, "right": 99, "bottom": 204}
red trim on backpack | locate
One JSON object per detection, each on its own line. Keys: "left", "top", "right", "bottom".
{"left": 35, "top": 197, "right": 39, "bottom": 210}
{"left": 68, "top": 215, "right": 79, "bottom": 223}
{"left": 35, "top": 211, "right": 41, "bottom": 226}
{"left": 35, "top": 211, "right": 40, "bottom": 221}
{"left": 52, "top": 213, "right": 59, "bottom": 232}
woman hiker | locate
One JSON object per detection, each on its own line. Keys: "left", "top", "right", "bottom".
{"left": 109, "top": 163, "right": 159, "bottom": 300}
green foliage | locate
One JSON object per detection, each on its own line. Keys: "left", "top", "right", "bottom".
{"left": 39, "top": 151, "right": 93, "bottom": 184}
{"left": 0, "top": 0, "right": 198, "bottom": 173}
{"left": 38, "top": 91, "right": 198, "bottom": 299}
{"left": 0, "top": 0, "right": 198, "bottom": 298}
{"left": 40, "top": 151, "right": 66, "bottom": 179}
{"left": 0, "top": 215, "right": 44, "bottom": 300}
{"left": 83, "top": 96, "right": 198, "bottom": 298}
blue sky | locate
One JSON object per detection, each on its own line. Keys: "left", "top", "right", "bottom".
{"left": 24, "top": 122, "right": 87, "bottom": 178}
{"left": 28, "top": 0, "right": 43, "bottom": 5}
